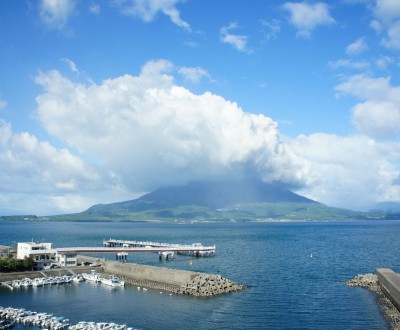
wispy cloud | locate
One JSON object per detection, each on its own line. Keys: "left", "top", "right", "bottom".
{"left": 178, "top": 66, "right": 210, "bottom": 83}
{"left": 39, "top": 0, "right": 77, "bottom": 30}
{"left": 89, "top": 3, "right": 101, "bottom": 15}
{"left": 220, "top": 22, "right": 251, "bottom": 53}
{"left": 0, "top": 99, "right": 7, "bottom": 111}
{"left": 346, "top": 37, "right": 368, "bottom": 55}
{"left": 61, "top": 58, "right": 80, "bottom": 75}
{"left": 260, "top": 19, "right": 281, "bottom": 41}
{"left": 282, "top": 2, "right": 335, "bottom": 38}
{"left": 115, "top": 0, "right": 190, "bottom": 31}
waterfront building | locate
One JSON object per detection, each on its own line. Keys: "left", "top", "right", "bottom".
{"left": 16, "top": 242, "right": 57, "bottom": 270}
{"left": 56, "top": 252, "right": 77, "bottom": 267}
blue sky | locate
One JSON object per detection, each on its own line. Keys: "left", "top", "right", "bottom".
{"left": 1, "top": 0, "right": 400, "bottom": 215}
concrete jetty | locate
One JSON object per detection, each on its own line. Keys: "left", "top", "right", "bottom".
{"left": 376, "top": 268, "right": 400, "bottom": 312}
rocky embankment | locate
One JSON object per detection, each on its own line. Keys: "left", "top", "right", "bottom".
{"left": 177, "top": 274, "right": 244, "bottom": 296}
{"left": 346, "top": 273, "right": 379, "bottom": 291}
{"left": 347, "top": 274, "right": 400, "bottom": 329}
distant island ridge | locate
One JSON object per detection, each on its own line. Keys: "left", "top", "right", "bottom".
{"left": 3, "top": 179, "right": 399, "bottom": 222}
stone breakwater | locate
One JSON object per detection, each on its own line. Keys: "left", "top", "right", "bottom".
{"left": 177, "top": 274, "right": 244, "bottom": 297}
{"left": 100, "top": 258, "right": 244, "bottom": 297}
{"left": 346, "top": 273, "right": 379, "bottom": 291}
{"left": 347, "top": 273, "right": 400, "bottom": 329}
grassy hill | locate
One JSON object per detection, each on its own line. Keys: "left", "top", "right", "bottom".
{"left": 48, "top": 180, "right": 384, "bottom": 222}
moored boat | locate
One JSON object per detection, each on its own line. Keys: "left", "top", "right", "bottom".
{"left": 100, "top": 275, "right": 125, "bottom": 287}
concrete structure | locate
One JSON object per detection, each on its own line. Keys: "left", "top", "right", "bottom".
{"left": 376, "top": 268, "right": 400, "bottom": 312}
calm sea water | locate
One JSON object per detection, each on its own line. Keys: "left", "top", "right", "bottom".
{"left": 1, "top": 220, "right": 400, "bottom": 329}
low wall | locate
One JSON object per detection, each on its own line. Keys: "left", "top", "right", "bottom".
{"left": 103, "top": 260, "right": 200, "bottom": 287}
{"left": 376, "top": 268, "right": 400, "bottom": 312}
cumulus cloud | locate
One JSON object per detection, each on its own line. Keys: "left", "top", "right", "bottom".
{"left": 115, "top": 0, "right": 190, "bottom": 31}
{"left": 282, "top": 2, "right": 335, "bottom": 38}
{"left": 34, "top": 60, "right": 305, "bottom": 193}
{"left": 370, "top": 0, "right": 400, "bottom": 49}
{"left": 335, "top": 74, "right": 400, "bottom": 139}
{"left": 220, "top": 22, "right": 250, "bottom": 53}
{"left": 290, "top": 133, "right": 400, "bottom": 210}
{"left": 0, "top": 119, "right": 131, "bottom": 215}
{"left": 39, "top": 0, "right": 77, "bottom": 30}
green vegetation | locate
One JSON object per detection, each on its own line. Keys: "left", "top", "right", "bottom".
{"left": 0, "top": 257, "right": 34, "bottom": 272}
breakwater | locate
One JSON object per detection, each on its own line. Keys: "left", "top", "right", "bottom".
{"left": 377, "top": 268, "right": 400, "bottom": 312}
{"left": 101, "top": 258, "right": 244, "bottom": 296}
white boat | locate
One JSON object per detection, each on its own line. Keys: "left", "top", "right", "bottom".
{"left": 32, "top": 278, "right": 44, "bottom": 287}
{"left": 73, "top": 275, "right": 84, "bottom": 283}
{"left": 100, "top": 275, "right": 125, "bottom": 287}
{"left": 82, "top": 270, "right": 101, "bottom": 283}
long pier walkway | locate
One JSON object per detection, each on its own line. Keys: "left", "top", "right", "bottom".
{"left": 56, "top": 239, "right": 216, "bottom": 257}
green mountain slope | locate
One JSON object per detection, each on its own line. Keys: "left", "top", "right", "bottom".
{"left": 50, "top": 179, "right": 381, "bottom": 222}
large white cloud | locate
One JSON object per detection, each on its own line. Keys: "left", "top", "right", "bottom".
{"left": 290, "top": 133, "right": 400, "bottom": 210}
{"left": 35, "top": 60, "right": 305, "bottom": 193}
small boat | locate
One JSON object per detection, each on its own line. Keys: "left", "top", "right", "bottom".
{"left": 100, "top": 275, "right": 125, "bottom": 287}
{"left": 82, "top": 270, "right": 101, "bottom": 283}
{"left": 73, "top": 275, "right": 85, "bottom": 283}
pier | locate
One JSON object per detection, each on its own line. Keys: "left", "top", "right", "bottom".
{"left": 102, "top": 239, "right": 216, "bottom": 257}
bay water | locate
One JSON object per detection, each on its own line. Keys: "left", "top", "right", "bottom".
{"left": 1, "top": 220, "right": 400, "bottom": 329}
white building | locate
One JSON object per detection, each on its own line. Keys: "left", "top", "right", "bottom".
{"left": 56, "top": 253, "right": 77, "bottom": 267}
{"left": 17, "top": 242, "right": 57, "bottom": 270}
{"left": 16, "top": 242, "right": 77, "bottom": 270}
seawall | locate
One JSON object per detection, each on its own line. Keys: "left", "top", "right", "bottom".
{"left": 376, "top": 268, "right": 400, "bottom": 312}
